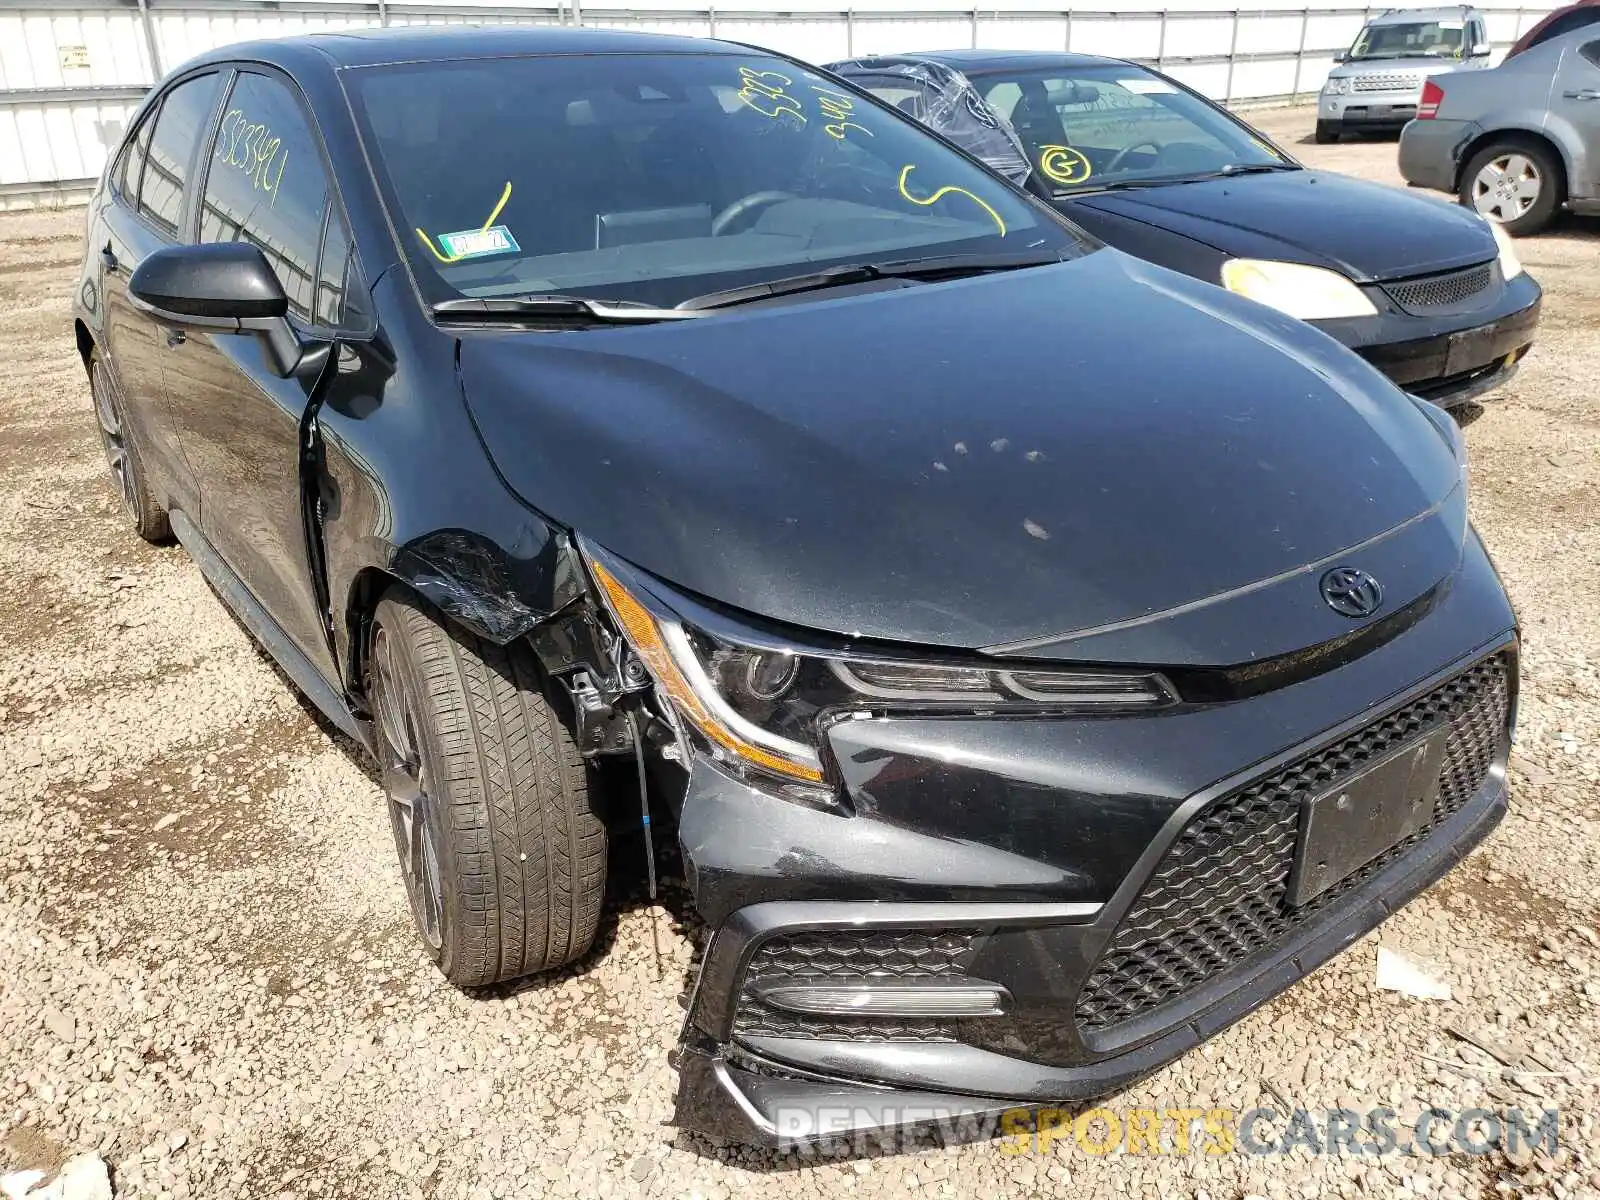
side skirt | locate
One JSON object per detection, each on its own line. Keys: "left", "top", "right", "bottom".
{"left": 169, "top": 509, "right": 374, "bottom": 754}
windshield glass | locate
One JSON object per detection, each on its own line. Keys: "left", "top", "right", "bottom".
{"left": 1348, "top": 19, "right": 1467, "bottom": 59}
{"left": 961, "top": 64, "right": 1289, "bottom": 196}
{"left": 345, "top": 51, "right": 1084, "bottom": 308}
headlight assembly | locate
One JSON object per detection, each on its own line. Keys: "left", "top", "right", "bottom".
{"left": 1220, "top": 258, "right": 1379, "bottom": 320}
{"left": 1488, "top": 218, "right": 1524, "bottom": 280}
{"left": 580, "top": 542, "right": 1177, "bottom": 796}
{"left": 1323, "top": 76, "right": 1351, "bottom": 96}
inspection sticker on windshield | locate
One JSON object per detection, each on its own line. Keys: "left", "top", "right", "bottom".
{"left": 1118, "top": 77, "right": 1179, "bottom": 94}
{"left": 436, "top": 225, "right": 520, "bottom": 260}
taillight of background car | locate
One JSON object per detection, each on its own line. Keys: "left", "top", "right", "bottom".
{"left": 1418, "top": 79, "right": 1444, "bottom": 119}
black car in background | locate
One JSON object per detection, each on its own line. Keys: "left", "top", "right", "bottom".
{"left": 77, "top": 26, "right": 1517, "bottom": 1146}
{"left": 831, "top": 50, "right": 1542, "bottom": 413}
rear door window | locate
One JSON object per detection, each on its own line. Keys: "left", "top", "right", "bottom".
{"left": 140, "top": 72, "right": 222, "bottom": 236}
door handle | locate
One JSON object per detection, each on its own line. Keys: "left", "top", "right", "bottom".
{"left": 99, "top": 243, "right": 119, "bottom": 273}
{"left": 163, "top": 328, "right": 186, "bottom": 349}
{"left": 1563, "top": 88, "right": 1600, "bottom": 100}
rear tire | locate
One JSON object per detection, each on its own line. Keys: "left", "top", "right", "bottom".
{"left": 88, "top": 352, "right": 170, "bottom": 544}
{"left": 1459, "top": 139, "right": 1563, "bottom": 236}
{"left": 367, "top": 587, "right": 606, "bottom": 986}
{"left": 1313, "top": 120, "right": 1341, "bottom": 145}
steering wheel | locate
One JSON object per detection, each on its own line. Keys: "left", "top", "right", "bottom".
{"left": 1106, "top": 140, "right": 1164, "bottom": 174}
{"left": 712, "top": 191, "right": 796, "bottom": 236}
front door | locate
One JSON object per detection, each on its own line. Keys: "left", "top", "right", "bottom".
{"left": 160, "top": 66, "right": 362, "bottom": 681}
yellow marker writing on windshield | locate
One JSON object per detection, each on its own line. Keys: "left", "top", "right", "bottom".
{"left": 897, "top": 165, "right": 1007, "bottom": 237}
{"left": 1038, "top": 145, "right": 1092, "bottom": 186}
{"left": 416, "top": 182, "right": 513, "bottom": 264}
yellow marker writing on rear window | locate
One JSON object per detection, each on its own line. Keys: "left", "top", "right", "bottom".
{"left": 897, "top": 165, "right": 1007, "bottom": 237}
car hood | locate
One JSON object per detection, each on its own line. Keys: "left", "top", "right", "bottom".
{"left": 458, "top": 249, "right": 1466, "bottom": 667}
{"left": 1068, "top": 171, "right": 1498, "bottom": 282}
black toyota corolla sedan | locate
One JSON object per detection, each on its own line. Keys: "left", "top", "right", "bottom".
{"left": 77, "top": 27, "right": 1517, "bottom": 1146}
{"left": 830, "top": 50, "right": 1542, "bottom": 413}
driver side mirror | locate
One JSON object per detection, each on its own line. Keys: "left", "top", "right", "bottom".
{"left": 1470, "top": 42, "right": 1492, "bottom": 57}
{"left": 128, "top": 242, "right": 325, "bottom": 380}
{"left": 1332, "top": 51, "right": 1347, "bottom": 63}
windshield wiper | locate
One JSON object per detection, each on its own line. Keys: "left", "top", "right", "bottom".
{"left": 1070, "top": 163, "right": 1296, "bottom": 194}
{"left": 431, "top": 295, "right": 705, "bottom": 324}
{"left": 677, "top": 250, "right": 1065, "bottom": 311}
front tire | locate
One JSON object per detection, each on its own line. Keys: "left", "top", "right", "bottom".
{"left": 1313, "top": 120, "right": 1341, "bottom": 145}
{"left": 1460, "top": 140, "right": 1563, "bottom": 236}
{"left": 89, "top": 352, "right": 170, "bottom": 544}
{"left": 367, "top": 588, "right": 606, "bottom": 986}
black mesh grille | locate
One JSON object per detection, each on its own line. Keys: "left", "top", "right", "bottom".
{"left": 1074, "top": 654, "right": 1510, "bottom": 1033}
{"left": 1384, "top": 264, "right": 1494, "bottom": 313}
{"left": 733, "top": 929, "right": 975, "bottom": 1042}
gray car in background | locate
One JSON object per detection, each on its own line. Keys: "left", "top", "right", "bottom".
{"left": 1399, "top": 25, "right": 1600, "bottom": 233}
{"left": 1318, "top": 6, "right": 1493, "bottom": 142}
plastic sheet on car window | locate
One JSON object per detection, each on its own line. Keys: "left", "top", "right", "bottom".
{"left": 834, "top": 58, "right": 1033, "bottom": 186}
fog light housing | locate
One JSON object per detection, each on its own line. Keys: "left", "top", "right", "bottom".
{"left": 754, "top": 981, "right": 1012, "bottom": 1019}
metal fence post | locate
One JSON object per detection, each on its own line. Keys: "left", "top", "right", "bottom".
{"left": 971, "top": 6, "right": 979, "bottom": 48}
{"left": 846, "top": 7, "right": 854, "bottom": 57}
{"left": 1293, "top": 7, "right": 1310, "bottom": 100}
{"left": 708, "top": 5, "right": 717, "bottom": 38}
{"left": 135, "top": 0, "right": 162, "bottom": 81}
{"left": 1156, "top": 9, "right": 1168, "bottom": 72}
{"left": 1063, "top": 9, "right": 1073, "bottom": 51}
{"left": 377, "top": 0, "right": 389, "bottom": 26}
{"left": 1223, "top": 8, "right": 1241, "bottom": 104}
{"left": 571, "top": 0, "right": 582, "bottom": 25}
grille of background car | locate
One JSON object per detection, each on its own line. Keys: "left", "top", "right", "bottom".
{"left": 1352, "top": 72, "right": 1425, "bottom": 91}
{"left": 732, "top": 929, "right": 976, "bottom": 1043}
{"left": 1384, "top": 263, "right": 1496, "bottom": 314}
{"left": 1073, "top": 652, "right": 1510, "bottom": 1032}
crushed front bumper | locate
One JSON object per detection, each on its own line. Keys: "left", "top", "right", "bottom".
{"left": 670, "top": 537, "right": 1518, "bottom": 1146}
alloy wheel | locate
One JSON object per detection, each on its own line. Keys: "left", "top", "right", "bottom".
{"left": 91, "top": 366, "right": 138, "bottom": 517}
{"left": 371, "top": 626, "right": 445, "bottom": 950}
{"left": 1471, "top": 153, "right": 1541, "bottom": 223}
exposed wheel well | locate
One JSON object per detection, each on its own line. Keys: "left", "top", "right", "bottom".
{"left": 1455, "top": 130, "right": 1569, "bottom": 198}
{"left": 74, "top": 320, "right": 95, "bottom": 373}
{"left": 343, "top": 566, "right": 404, "bottom": 713}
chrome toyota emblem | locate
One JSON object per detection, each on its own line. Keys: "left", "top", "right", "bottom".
{"left": 1320, "top": 567, "right": 1383, "bottom": 618}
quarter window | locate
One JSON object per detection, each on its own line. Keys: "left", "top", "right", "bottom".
{"left": 114, "top": 109, "right": 155, "bottom": 204}
{"left": 1583, "top": 38, "right": 1600, "bottom": 67}
{"left": 140, "top": 73, "right": 221, "bottom": 236}
{"left": 199, "top": 71, "right": 333, "bottom": 325}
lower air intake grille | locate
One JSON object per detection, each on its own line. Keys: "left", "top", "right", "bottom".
{"left": 1074, "top": 653, "right": 1510, "bottom": 1032}
{"left": 733, "top": 929, "right": 975, "bottom": 1042}
{"left": 1384, "top": 263, "right": 1494, "bottom": 313}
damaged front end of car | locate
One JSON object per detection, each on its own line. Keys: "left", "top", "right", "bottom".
{"left": 515, "top": 529, "right": 1516, "bottom": 1150}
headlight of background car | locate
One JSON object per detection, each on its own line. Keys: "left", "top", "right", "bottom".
{"left": 1323, "top": 76, "right": 1351, "bottom": 95}
{"left": 1487, "top": 218, "right": 1524, "bottom": 280}
{"left": 581, "top": 544, "right": 1176, "bottom": 797}
{"left": 1220, "top": 259, "right": 1378, "bottom": 320}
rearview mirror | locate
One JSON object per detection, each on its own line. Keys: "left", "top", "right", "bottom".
{"left": 128, "top": 242, "right": 322, "bottom": 379}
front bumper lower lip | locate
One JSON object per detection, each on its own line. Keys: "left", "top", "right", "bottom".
{"left": 674, "top": 768, "right": 1506, "bottom": 1147}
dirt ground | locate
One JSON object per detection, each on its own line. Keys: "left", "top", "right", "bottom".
{"left": 2, "top": 108, "right": 1598, "bottom": 1200}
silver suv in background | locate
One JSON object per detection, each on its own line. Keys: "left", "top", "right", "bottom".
{"left": 1318, "top": 6, "right": 1494, "bottom": 141}
{"left": 1400, "top": 25, "right": 1600, "bottom": 233}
